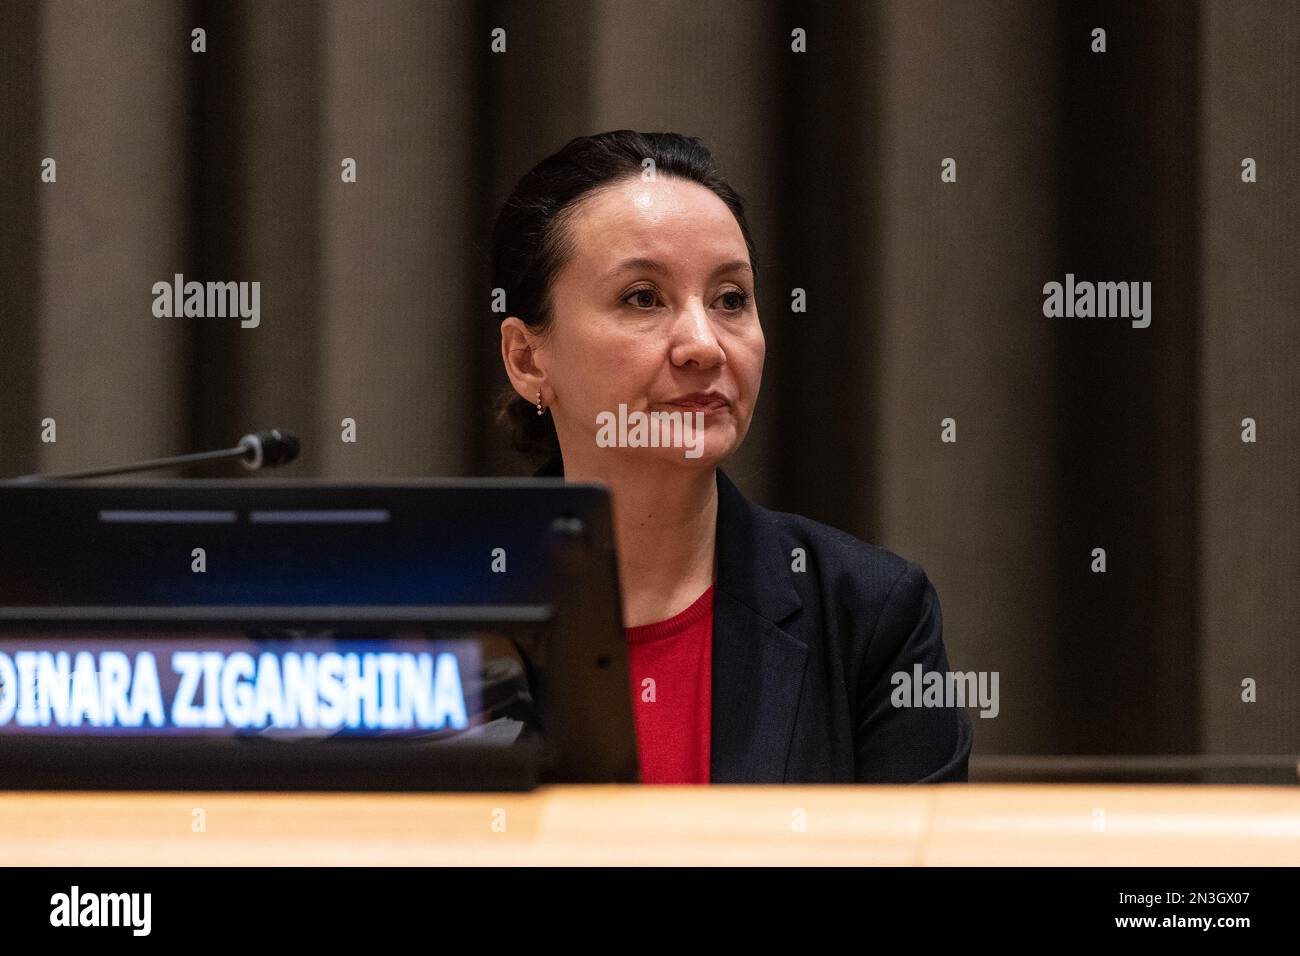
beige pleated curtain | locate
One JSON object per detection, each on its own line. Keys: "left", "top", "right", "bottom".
{"left": 0, "top": 0, "right": 1296, "bottom": 767}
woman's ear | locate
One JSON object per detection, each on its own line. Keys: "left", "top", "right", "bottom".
{"left": 500, "top": 316, "right": 548, "bottom": 403}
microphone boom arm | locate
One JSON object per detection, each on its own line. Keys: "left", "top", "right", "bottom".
{"left": 3, "top": 429, "right": 300, "bottom": 482}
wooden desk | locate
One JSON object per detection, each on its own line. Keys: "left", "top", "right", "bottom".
{"left": 2, "top": 785, "right": 1297, "bottom": 865}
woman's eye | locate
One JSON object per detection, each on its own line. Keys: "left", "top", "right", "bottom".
{"left": 717, "top": 290, "right": 749, "bottom": 312}
{"left": 625, "top": 289, "right": 659, "bottom": 309}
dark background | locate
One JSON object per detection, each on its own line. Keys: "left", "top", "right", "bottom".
{"left": 0, "top": 0, "right": 1296, "bottom": 768}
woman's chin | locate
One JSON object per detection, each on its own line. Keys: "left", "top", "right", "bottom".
{"left": 637, "top": 434, "right": 736, "bottom": 471}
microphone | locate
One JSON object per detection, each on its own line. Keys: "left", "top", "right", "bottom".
{"left": 236, "top": 428, "right": 300, "bottom": 471}
{"left": 5, "top": 428, "right": 301, "bottom": 481}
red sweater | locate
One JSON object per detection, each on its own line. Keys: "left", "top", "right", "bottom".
{"left": 624, "top": 585, "right": 714, "bottom": 784}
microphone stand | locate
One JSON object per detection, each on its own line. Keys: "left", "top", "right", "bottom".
{"left": 4, "top": 429, "right": 300, "bottom": 482}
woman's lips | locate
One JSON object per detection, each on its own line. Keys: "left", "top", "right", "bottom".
{"left": 661, "top": 393, "right": 730, "bottom": 411}
{"left": 660, "top": 402, "right": 728, "bottom": 416}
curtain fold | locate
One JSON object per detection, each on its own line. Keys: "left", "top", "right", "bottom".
{"left": 0, "top": 0, "right": 1294, "bottom": 764}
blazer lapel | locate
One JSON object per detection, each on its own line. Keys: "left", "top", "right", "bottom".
{"left": 710, "top": 470, "right": 807, "bottom": 783}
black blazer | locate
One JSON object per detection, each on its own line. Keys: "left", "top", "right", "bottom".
{"left": 538, "top": 460, "right": 974, "bottom": 783}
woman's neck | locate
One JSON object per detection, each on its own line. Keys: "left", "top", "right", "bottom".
{"left": 563, "top": 455, "right": 718, "bottom": 628}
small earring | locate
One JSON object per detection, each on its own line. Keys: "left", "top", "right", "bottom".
{"left": 536, "top": 390, "right": 545, "bottom": 416}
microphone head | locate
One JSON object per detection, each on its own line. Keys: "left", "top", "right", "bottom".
{"left": 238, "top": 429, "right": 301, "bottom": 470}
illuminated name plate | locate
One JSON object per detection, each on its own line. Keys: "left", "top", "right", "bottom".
{"left": 0, "top": 633, "right": 484, "bottom": 738}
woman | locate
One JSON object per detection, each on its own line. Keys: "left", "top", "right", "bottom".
{"left": 494, "top": 130, "right": 972, "bottom": 784}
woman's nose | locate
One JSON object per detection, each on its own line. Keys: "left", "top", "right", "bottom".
{"left": 670, "top": 302, "right": 725, "bottom": 368}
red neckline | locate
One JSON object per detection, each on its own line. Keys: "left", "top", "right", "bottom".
{"left": 624, "top": 584, "right": 715, "bottom": 643}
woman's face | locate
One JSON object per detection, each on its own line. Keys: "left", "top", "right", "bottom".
{"left": 533, "top": 174, "right": 765, "bottom": 472}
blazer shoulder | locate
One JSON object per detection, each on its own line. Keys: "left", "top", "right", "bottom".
{"left": 758, "top": 502, "right": 926, "bottom": 606}
{"left": 713, "top": 470, "right": 934, "bottom": 625}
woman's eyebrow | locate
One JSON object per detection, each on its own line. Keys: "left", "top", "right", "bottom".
{"left": 711, "top": 259, "right": 753, "bottom": 278}
{"left": 601, "top": 257, "right": 753, "bottom": 281}
{"left": 602, "top": 257, "right": 671, "bottom": 281}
